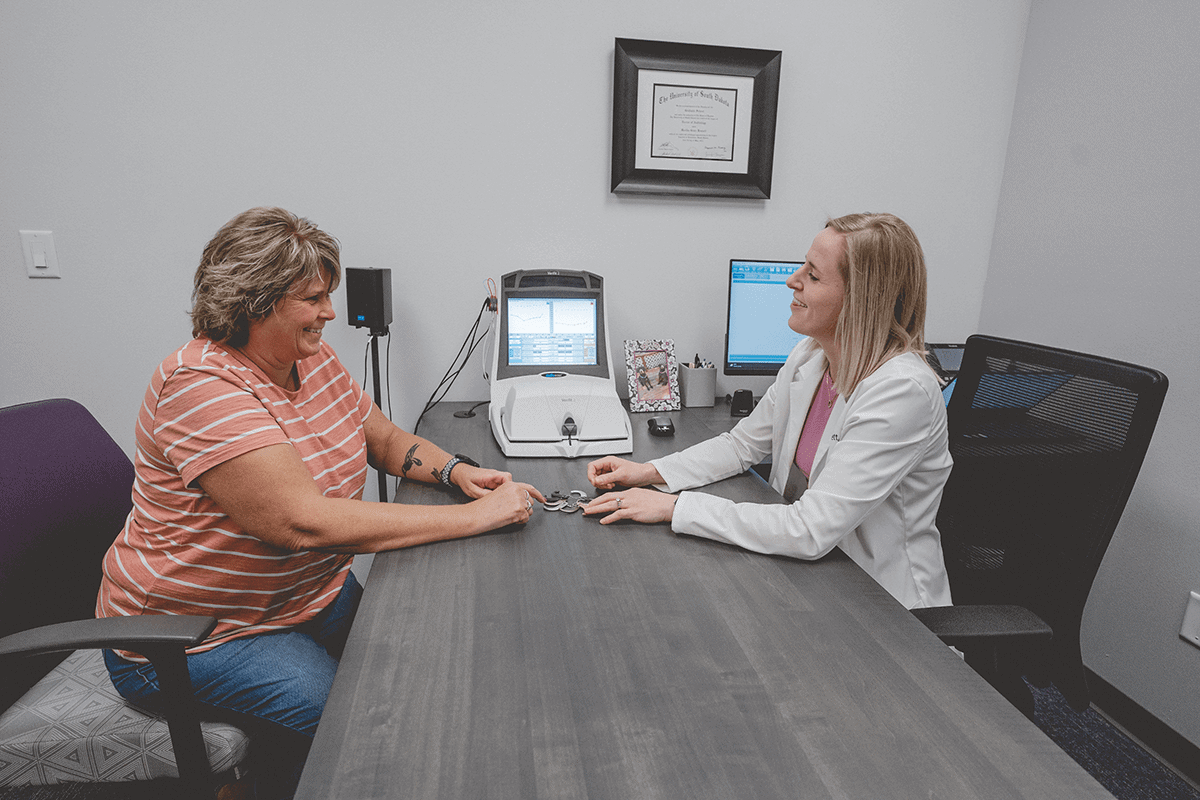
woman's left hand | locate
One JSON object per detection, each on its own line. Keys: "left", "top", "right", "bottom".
{"left": 582, "top": 488, "right": 677, "bottom": 525}
{"left": 454, "top": 465, "right": 546, "bottom": 504}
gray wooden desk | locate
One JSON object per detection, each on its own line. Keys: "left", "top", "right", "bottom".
{"left": 297, "top": 402, "right": 1111, "bottom": 799}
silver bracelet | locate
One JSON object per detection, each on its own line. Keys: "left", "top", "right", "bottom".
{"left": 439, "top": 454, "right": 479, "bottom": 486}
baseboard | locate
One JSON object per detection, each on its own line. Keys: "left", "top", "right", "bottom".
{"left": 1087, "top": 667, "right": 1200, "bottom": 787}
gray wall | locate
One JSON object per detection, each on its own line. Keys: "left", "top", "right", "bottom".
{"left": 982, "top": 0, "right": 1200, "bottom": 747}
{"left": 0, "top": 0, "right": 1029, "bottom": 690}
{"left": 11, "top": 0, "right": 1197, "bottom": 755}
{"left": 1, "top": 0, "right": 1025, "bottom": 459}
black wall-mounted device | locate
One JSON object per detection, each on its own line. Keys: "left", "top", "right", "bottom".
{"left": 346, "top": 267, "right": 393, "bottom": 333}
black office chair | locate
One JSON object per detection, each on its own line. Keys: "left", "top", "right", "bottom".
{"left": 912, "top": 335, "right": 1168, "bottom": 716}
{"left": 0, "top": 399, "right": 250, "bottom": 800}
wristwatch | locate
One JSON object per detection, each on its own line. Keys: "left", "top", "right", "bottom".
{"left": 439, "top": 454, "right": 479, "bottom": 487}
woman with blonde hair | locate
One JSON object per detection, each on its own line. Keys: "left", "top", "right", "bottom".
{"left": 584, "top": 213, "right": 952, "bottom": 610}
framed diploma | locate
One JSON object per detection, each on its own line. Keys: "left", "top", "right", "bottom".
{"left": 611, "top": 38, "right": 782, "bottom": 199}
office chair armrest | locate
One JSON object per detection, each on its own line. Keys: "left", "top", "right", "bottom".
{"left": 0, "top": 615, "right": 217, "bottom": 660}
{"left": 0, "top": 614, "right": 221, "bottom": 796}
{"left": 911, "top": 604, "right": 1053, "bottom": 649}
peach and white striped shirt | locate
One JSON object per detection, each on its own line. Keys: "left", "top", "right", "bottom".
{"left": 96, "top": 338, "right": 372, "bottom": 657}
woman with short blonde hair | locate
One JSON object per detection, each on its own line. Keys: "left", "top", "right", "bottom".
{"left": 99, "top": 206, "right": 544, "bottom": 798}
{"left": 190, "top": 206, "right": 343, "bottom": 347}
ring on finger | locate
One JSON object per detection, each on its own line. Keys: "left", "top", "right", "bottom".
{"left": 616, "top": 497, "right": 623, "bottom": 509}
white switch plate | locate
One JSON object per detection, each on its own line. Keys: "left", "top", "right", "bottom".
{"left": 1181, "top": 591, "right": 1200, "bottom": 650}
{"left": 20, "top": 230, "right": 61, "bottom": 278}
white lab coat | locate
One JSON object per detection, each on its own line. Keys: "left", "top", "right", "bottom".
{"left": 652, "top": 344, "right": 953, "bottom": 609}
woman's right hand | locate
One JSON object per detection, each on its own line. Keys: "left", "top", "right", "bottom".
{"left": 472, "top": 480, "right": 541, "bottom": 530}
{"left": 586, "top": 457, "right": 663, "bottom": 490}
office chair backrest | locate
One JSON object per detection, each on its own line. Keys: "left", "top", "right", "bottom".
{"left": 937, "top": 336, "right": 1167, "bottom": 699}
{"left": 0, "top": 398, "right": 134, "bottom": 708}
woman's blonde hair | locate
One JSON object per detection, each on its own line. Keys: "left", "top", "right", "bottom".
{"left": 190, "top": 207, "right": 341, "bottom": 347}
{"left": 825, "top": 213, "right": 928, "bottom": 397}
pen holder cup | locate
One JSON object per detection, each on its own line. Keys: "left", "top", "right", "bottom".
{"left": 679, "top": 366, "right": 717, "bottom": 408}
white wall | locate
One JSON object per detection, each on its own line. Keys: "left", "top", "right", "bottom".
{"left": 1, "top": 0, "right": 1027, "bottom": 486}
{"left": 982, "top": 0, "right": 1200, "bottom": 747}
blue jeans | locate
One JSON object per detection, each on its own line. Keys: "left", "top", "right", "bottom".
{"left": 105, "top": 571, "right": 362, "bottom": 798}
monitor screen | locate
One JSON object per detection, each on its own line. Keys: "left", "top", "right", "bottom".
{"left": 724, "top": 259, "right": 806, "bottom": 375}
{"left": 507, "top": 297, "right": 598, "bottom": 367}
{"left": 927, "top": 344, "right": 964, "bottom": 375}
{"left": 494, "top": 270, "right": 611, "bottom": 381}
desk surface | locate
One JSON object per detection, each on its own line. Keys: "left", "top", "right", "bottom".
{"left": 297, "top": 403, "right": 1110, "bottom": 799}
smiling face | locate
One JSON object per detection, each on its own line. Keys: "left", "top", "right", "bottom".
{"left": 243, "top": 268, "right": 336, "bottom": 384}
{"left": 786, "top": 226, "right": 847, "bottom": 349}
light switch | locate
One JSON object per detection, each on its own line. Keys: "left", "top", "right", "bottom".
{"left": 1182, "top": 591, "right": 1200, "bottom": 650}
{"left": 21, "top": 230, "right": 61, "bottom": 278}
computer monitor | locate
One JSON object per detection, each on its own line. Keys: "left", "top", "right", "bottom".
{"left": 724, "top": 259, "right": 806, "bottom": 376}
{"left": 494, "top": 270, "right": 611, "bottom": 381}
{"left": 926, "top": 343, "right": 965, "bottom": 380}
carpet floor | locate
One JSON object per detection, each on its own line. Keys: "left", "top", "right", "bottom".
{"left": 1030, "top": 682, "right": 1200, "bottom": 800}
{"left": 2, "top": 683, "right": 1197, "bottom": 799}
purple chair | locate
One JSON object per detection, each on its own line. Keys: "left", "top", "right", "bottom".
{"left": 0, "top": 399, "right": 248, "bottom": 798}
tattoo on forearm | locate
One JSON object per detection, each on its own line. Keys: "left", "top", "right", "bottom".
{"left": 402, "top": 444, "right": 422, "bottom": 476}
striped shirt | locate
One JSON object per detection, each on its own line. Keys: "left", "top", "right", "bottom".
{"left": 96, "top": 338, "right": 372, "bottom": 657}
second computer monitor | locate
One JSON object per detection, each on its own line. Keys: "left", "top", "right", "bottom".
{"left": 724, "top": 258, "right": 807, "bottom": 376}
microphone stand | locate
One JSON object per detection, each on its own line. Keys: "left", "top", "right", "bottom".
{"left": 369, "top": 325, "right": 389, "bottom": 503}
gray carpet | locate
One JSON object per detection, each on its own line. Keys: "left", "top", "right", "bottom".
{"left": 2, "top": 683, "right": 1197, "bottom": 799}
{"left": 0, "top": 782, "right": 179, "bottom": 799}
{"left": 1030, "top": 682, "right": 1200, "bottom": 800}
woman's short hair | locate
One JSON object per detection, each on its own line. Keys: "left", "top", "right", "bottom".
{"left": 190, "top": 207, "right": 341, "bottom": 347}
{"left": 825, "top": 212, "right": 928, "bottom": 396}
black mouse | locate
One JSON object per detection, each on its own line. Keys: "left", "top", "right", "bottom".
{"left": 647, "top": 416, "right": 675, "bottom": 436}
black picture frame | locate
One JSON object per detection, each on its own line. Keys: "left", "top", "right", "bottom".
{"left": 611, "top": 38, "right": 782, "bottom": 200}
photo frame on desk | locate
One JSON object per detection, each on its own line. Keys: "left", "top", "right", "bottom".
{"left": 611, "top": 38, "right": 782, "bottom": 199}
{"left": 626, "top": 339, "right": 681, "bottom": 412}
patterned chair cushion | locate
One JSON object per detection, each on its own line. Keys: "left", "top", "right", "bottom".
{"left": 0, "top": 649, "right": 249, "bottom": 786}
